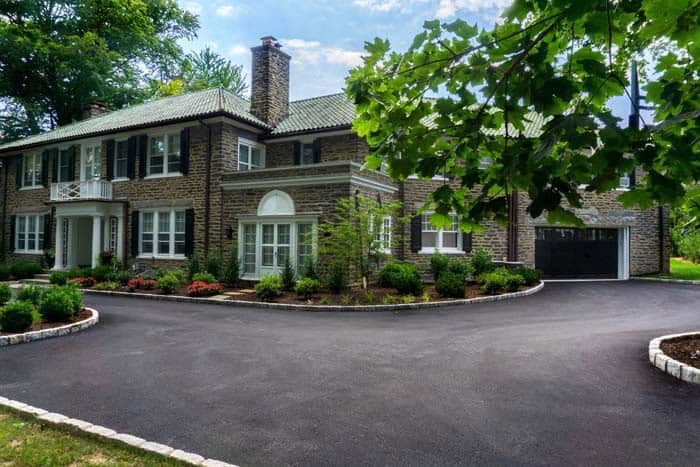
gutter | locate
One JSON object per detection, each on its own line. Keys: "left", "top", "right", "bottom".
{"left": 198, "top": 119, "right": 213, "bottom": 257}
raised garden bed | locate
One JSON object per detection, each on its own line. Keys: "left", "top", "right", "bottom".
{"left": 660, "top": 336, "right": 700, "bottom": 369}
{"left": 0, "top": 308, "right": 93, "bottom": 337}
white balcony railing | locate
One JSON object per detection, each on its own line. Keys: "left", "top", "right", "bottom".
{"left": 50, "top": 180, "right": 113, "bottom": 202}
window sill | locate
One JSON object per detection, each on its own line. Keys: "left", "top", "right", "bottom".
{"left": 111, "top": 177, "right": 130, "bottom": 183}
{"left": 14, "top": 250, "right": 43, "bottom": 255}
{"left": 19, "top": 186, "right": 43, "bottom": 191}
{"left": 418, "top": 248, "right": 465, "bottom": 255}
{"left": 137, "top": 255, "right": 187, "bottom": 261}
{"left": 143, "top": 172, "right": 183, "bottom": 180}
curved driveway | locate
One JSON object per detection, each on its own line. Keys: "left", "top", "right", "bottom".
{"left": 2, "top": 281, "right": 700, "bottom": 466}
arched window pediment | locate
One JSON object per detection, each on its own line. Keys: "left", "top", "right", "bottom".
{"left": 257, "top": 190, "right": 295, "bottom": 216}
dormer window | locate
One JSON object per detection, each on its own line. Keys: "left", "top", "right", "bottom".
{"left": 238, "top": 138, "right": 265, "bottom": 171}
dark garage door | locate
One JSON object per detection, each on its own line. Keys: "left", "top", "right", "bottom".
{"left": 535, "top": 228, "right": 619, "bottom": 279}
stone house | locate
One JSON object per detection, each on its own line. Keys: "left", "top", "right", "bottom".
{"left": 0, "top": 36, "right": 670, "bottom": 280}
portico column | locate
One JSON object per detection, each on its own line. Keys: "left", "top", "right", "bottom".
{"left": 91, "top": 215, "right": 102, "bottom": 268}
{"left": 53, "top": 215, "right": 64, "bottom": 270}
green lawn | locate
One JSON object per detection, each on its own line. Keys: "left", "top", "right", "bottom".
{"left": 655, "top": 258, "right": 700, "bottom": 281}
{"left": 0, "top": 408, "right": 184, "bottom": 466}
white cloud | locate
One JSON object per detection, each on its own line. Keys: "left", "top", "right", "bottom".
{"left": 324, "top": 48, "right": 365, "bottom": 67}
{"left": 182, "top": 1, "right": 202, "bottom": 14}
{"left": 435, "top": 0, "right": 512, "bottom": 18}
{"left": 285, "top": 39, "right": 322, "bottom": 49}
{"left": 215, "top": 4, "right": 236, "bottom": 16}
{"left": 282, "top": 38, "right": 365, "bottom": 68}
{"left": 352, "top": 0, "right": 404, "bottom": 12}
{"left": 229, "top": 44, "right": 248, "bottom": 55}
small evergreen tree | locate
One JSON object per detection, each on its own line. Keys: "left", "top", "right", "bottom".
{"left": 187, "top": 253, "right": 203, "bottom": 281}
{"left": 281, "top": 255, "right": 296, "bottom": 291}
{"left": 206, "top": 248, "right": 222, "bottom": 279}
{"left": 222, "top": 244, "right": 241, "bottom": 287}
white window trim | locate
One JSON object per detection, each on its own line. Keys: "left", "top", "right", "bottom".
{"left": 370, "top": 215, "right": 393, "bottom": 254}
{"left": 80, "top": 141, "right": 102, "bottom": 181}
{"left": 237, "top": 137, "right": 266, "bottom": 171}
{"left": 147, "top": 132, "right": 182, "bottom": 177}
{"left": 15, "top": 213, "right": 47, "bottom": 254}
{"left": 419, "top": 212, "right": 464, "bottom": 255}
{"left": 55, "top": 147, "right": 73, "bottom": 183}
{"left": 113, "top": 138, "right": 130, "bottom": 180}
{"left": 21, "top": 153, "right": 42, "bottom": 188}
{"left": 137, "top": 208, "right": 187, "bottom": 260}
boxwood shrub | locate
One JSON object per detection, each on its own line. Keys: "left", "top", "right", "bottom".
{"left": 255, "top": 274, "right": 283, "bottom": 301}
{"left": 429, "top": 252, "right": 449, "bottom": 280}
{"left": 0, "top": 301, "right": 35, "bottom": 333}
{"left": 16, "top": 284, "right": 42, "bottom": 306}
{"left": 10, "top": 262, "right": 42, "bottom": 279}
{"left": 49, "top": 271, "right": 70, "bottom": 285}
{"left": 512, "top": 267, "right": 542, "bottom": 286}
{"left": 0, "top": 283, "right": 11, "bottom": 306}
{"left": 39, "top": 285, "right": 83, "bottom": 322}
{"left": 378, "top": 262, "right": 424, "bottom": 295}
{"left": 435, "top": 272, "right": 466, "bottom": 298}
{"left": 295, "top": 278, "right": 321, "bottom": 299}
{"left": 158, "top": 272, "right": 182, "bottom": 294}
{"left": 192, "top": 272, "right": 217, "bottom": 284}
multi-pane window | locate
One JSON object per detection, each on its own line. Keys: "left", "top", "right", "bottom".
{"left": 377, "top": 216, "right": 392, "bottom": 253}
{"left": 148, "top": 133, "right": 180, "bottom": 176}
{"left": 301, "top": 144, "right": 315, "bottom": 165}
{"left": 115, "top": 140, "right": 129, "bottom": 179}
{"left": 57, "top": 149, "right": 73, "bottom": 182}
{"left": 22, "top": 154, "right": 42, "bottom": 187}
{"left": 140, "top": 209, "right": 186, "bottom": 257}
{"left": 243, "top": 224, "right": 257, "bottom": 274}
{"left": 15, "top": 214, "right": 45, "bottom": 253}
{"left": 109, "top": 217, "right": 119, "bottom": 252}
{"left": 421, "top": 213, "right": 461, "bottom": 252}
{"left": 297, "top": 223, "right": 313, "bottom": 270}
{"left": 83, "top": 144, "right": 101, "bottom": 180}
{"left": 238, "top": 139, "right": 265, "bottom": 171}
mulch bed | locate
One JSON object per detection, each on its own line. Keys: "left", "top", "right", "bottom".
{"left": 661, "top": 337, "right": 700, "bottom": 369}
{"left": 0, "top": 308, "right": 93, "bottom": 336}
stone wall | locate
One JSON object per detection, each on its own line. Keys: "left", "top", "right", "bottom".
{"left": 265, "top": 133, "right": 369, "bottom": 168}
{"left": 250, "top": 43, "right": 290, "bottom": 126}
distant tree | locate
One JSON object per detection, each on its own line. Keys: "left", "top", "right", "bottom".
{"left": 150, "top": 47, "right": 248, "bottom": 98}
{"left": 0, "top": 0, "right": 199, "bottom": 141}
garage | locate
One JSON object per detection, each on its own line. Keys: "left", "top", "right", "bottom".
{"left": 535, "top": 227, "right": 628, "bottom": 279}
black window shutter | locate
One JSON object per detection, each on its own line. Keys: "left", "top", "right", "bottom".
{"left": 43, "top": 213, "right": 52, "bottom": 249}
{"left": 105, "top": 140, "right": 115, "bottom": 180}
{"left": 9, "top": 215, "right": 16, "bottom": 252}
{"left": 185, "top": 208, "right": 195, "bottom": 257}
{"left": 130, "top": 210, "right": 140, "bottom": 257}
{"left": 312, "top": 139, "right": 321, "bottom": 164}
{"left": 15, "top": 155, "right": 22, "bottom": 189}
{"left": 41, "top": 151, "right": 49, "bottom": 187}
{"left": 138, "top": 135, "right": 148, "bottom": 178}
{"left": 462, "top": 232, "right": 473, "bottom": 253}
{"left": 51, "top": 149, "right": 59, "bottom": 183}
{"left": 68, "top": 146, "right": 77, "bottom": 181}
{"left": 410, "top": 214, "right": 422, "bottom": 253}
{"left": 127, "top": 136, "right": 137, "bottom": 179}
{"left": 180, "top": 128, "right": 190, "bottom": 175}
{"left": 629, "top": 168, "right": 636, "bottom": 187}
{"left": 293, "top": 141, "right": 301, "bottom": 165}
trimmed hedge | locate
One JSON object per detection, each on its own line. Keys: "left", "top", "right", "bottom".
{"left": 0, "top": 283, "right": 11, "bottom": 306}
{"left": 10, "top": 262, "right": 42, "bottom": 279}
{"left": 0, "top": 301, "right": 35, "bottom": 333}
{"left": 378, "top": 261, "right": 425, "bottom": 295}
{"left": 16, "top": 284, "right": 42, "bottom": 306}
{"left": 39, "top": 285, "right": 82, "bottom": 322}
{"left": 436, "top": 272, "right": 466, "bottom": 298}
{"left": 295, "top": 278, "right": 321, "bottom": 299}
{"left": 256, "top": 274, "right": 283, "bottom": 301}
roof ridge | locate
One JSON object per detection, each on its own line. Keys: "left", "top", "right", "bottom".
{"left": 290, "top": 92, "right": 347, "bottom": 104}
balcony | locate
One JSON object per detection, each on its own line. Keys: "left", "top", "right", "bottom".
{"left": 50, "top": 180, "right": 113, "bottom": 202}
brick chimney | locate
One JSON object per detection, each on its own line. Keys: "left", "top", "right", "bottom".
{"left": 250, "top": 36, "right": 290, "bottom": 126}
{"left": 81, "top": 101, "right": 109, "bottom": 120}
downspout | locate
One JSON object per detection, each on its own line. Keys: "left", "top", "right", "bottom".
{"left": 198, "top": 119, "right": 213, "bottom": 258}
{"left": 506, "top": 191, "right": 518, "bottom": 262}
{"left": 0, "top": 159, "right": 7, "bottom": 262}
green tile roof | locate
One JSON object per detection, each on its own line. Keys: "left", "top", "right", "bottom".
{"left": 0, "top": 88, "right": 270, "bottom": 153}
{"left": 270, "top": 93, "right": 356, "bottom": 136}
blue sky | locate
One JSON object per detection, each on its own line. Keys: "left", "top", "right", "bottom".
{"left": 176, "top": 0, "right": 641, "bottom": 121}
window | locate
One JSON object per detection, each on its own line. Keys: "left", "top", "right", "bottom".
{"left": 238, "top": 139, "right": 265, "bottom": 171}
{"left": 243, "top": 224, "right": 257, "bottom": 274}
{"left": 57, "top": 149, "right": 72, "bottom": 182}
{"left": 301, "top": 144, "right": 315, "bottom": 165}
{"left": 140, "top": 209, "right": 186, "bottom": 258}
{"left": 377, "top": 216, "right": 392, "bottom": 253}
{"left": 15, "top": 214, "right": 45, "bottom": 253}
{"left": 109, "top": 217, "right": 118, "bottom": 252}
{"left": 297, "top": 223, "right": 314, "bottom": 269}
{"left": 83, "top": 144, "right": 101, "bottom": 180}
{"left": 21, "top": 154, "right": 42, "bottom": 188}
{"left": 148, "top": 133, "right": 180, "bottom": 176}
{"left": 421, "top": 213, "right": 462, "bottom": 252}
{"left": 115, "top": 140, "right": 129, "bottom": 179}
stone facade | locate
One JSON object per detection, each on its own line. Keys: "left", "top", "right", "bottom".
{"left": 250, "top": 38, "right": 290, "bottom": 126}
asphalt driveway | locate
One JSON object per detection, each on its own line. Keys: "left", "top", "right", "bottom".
{"left": 2, "top": 281, "right": 700, "bottom": 466}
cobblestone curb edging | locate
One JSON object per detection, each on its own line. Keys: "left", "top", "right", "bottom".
{"left": 649, "top": 332, "right": 700, "bottom": 384}
{"left": 0, "top": 396, "right": 237, "bottom": 466}
{"left": 0, "top": 308, "right": 99, "bottom": 347}
{"left": 633, "top": 277, "right": 700, "bottom": 285}
{"left": 80, "top": 282, "right": 544, "bottom": 312}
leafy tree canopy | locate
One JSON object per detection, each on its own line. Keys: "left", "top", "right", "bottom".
{"left": 0, "top": 0, "right": 198, "bottom": 139}
{"left": 149, "top": 46, "right": 248, "bottom": 98}
{"left": 346, "top": 0, "right": 700, "bottom": 231}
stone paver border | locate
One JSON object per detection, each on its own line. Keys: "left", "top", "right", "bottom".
{"left": 633, "top": 277, "right": 700, "bottom": 285}
{"left": 0, "top": 307, "right": 99, "bottom": 347}
{"left": 78, "top": 282, "right": 544, "bottom": 312}
{"left": 0, "top": 395, "right": 236, "bottom": 466}
{"left": 649, "top": 332, "right": 700, "bottom": 384}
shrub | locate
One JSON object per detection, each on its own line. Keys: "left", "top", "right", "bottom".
{"left": 325, "top": 260, "right": 349, "bottom": 294}
{"left": 295, "top": 278, "right": 321, "bottom": 299}
{"left": 158, "top": 272, "right": 182, "bottom": 294}
{"left": 0, "top": 265, "right": 10, "bottom": 281}
{"left": 221, "top": 244, "right": 240, "bottom": 287}
{"left": 16, "top": 284, "right": 42, "bottom": 306}
{"left": 447, "top": 259, "right": 471, "bottom": 277}
{"left": 318, "top": 296, "right": 330, "bottom": 305}
{"left": 421, "top": 291, "right": 431, "bottom": 303}
{"left": 436, "top": 272, "right": 466, "bottom": 298}
{"left": 187, "top": 281, "right": 223, "bottom": 297}
{"left": 90, "top": 265, "right": 112, "bottom": 283}
{"left": 382, "top": 294, "right": 399, "bottom": 305}
{"left": 513, "top": 267, "right": 542, "bottom": 286}
{"left": 49, "top": 271, "right": 70, "bottom": 285}
{"left": 678, "top": 232, "right": 700, "bottom": 263}
{"left": 378, "top": 262, "right": 424, "bottom": 295}
{"left": 92, "top": 281, "right": 121, "bottom": 291}
{"left": 301, "top": 256, "right": 319, "bottom": 280}
{"left": 430, "top": 252, "right": 450, "bottom": 280}
{"left": 255, "top": 274, "right": 283, "bottom": 301}
{"left": 280, "top": 256, "right": 296, "bottom": 291}
{"left": 10, "top": 262, "right": 42, "bottom": 279}
{"left": 206, "top": 248, "right": 222, "bottom": 279}
{"left": 126, "top": 277, "right": 157, "bottom": 291}
{"left": 69, "top": 277, "right": 96, "bottom": 288}
{"left": 340, "top": 294, "right": 352, "bottom": 305}
{"left": 187, "top": 253, "right": 203, "bottom": 281}
{"left": 0, "top": 301, "right": 35, "bottom": 333}
{"left": 361, "top": 291, "right": 375, "bottom": 304}
{"left": 479, "top": 271, "right": 508, "bottom": 295}
{"left": 191, "top": 272, "right": 216, "bottom": 284}
{"left": 40, "top": 285, "right": 82, "bottom": 322}
{"left": 106, "top": 270, "right": 133, "bottom": 285}
{"left": 470, "top": 247, "right": 493, "bottom": 277}
{"left": 0, "top": 283, "right": 11, "bottom": 306}
{"left": 504, "top": 272, "right": 525, "bottom": 292}
{"left": 401, "top": 295, "right": 416, "bottom": 304}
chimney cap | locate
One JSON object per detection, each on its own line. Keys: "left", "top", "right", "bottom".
{"left": 260, "top": 36, "right": 281, "bottom": 48}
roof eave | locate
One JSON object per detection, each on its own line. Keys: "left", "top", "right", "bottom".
{"left": 263, "top": 124, "right": 353, "bottom": 140}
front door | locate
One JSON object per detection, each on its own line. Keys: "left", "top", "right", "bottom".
{"left": 259, "top": 223, "right": 291, "bottom": 275}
